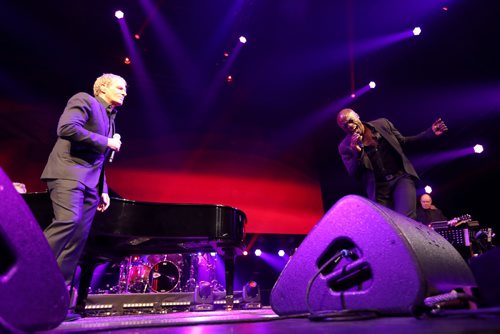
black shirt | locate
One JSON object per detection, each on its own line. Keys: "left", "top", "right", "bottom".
{"left": 416, "top": 207, "right": 448, "bottom": 224}
{"left": 363, "top": 125, "right": 403, "bottom": 182}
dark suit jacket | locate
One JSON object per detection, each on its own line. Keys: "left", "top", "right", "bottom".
{"left": 41, "top": 92, "right": 114, "bottom": 193}
{"left": 416, "top": 207, "right": 448, "bottom": 224}
{"left": 338, "top": 118, "right": 435, "bottom": 201}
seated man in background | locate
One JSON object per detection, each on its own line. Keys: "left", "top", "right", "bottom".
{"left": 416, "top": 193, "right": 448, "bottom": 224}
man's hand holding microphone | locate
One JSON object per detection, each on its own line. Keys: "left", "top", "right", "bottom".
{"left": 350, "top": 132, "right": 363, "bottom": 153}
{"left": 108, "top": 133, "right": 121, "bottom": 162}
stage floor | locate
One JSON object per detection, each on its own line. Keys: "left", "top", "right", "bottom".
{"left": 36, "top": 306, "right": 500, "bottom": 334}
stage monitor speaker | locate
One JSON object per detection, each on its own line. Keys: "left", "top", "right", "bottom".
{"left": 270, "top": 195, "right": 476, "bottom": 316}
{"left": 469, "top": 247, "right": 500, "bottom": 307}
{"left": 0, "top": 168, "right": 69, "bottom": 332}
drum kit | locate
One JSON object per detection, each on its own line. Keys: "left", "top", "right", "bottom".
{"left": 117, "top": 253, "right": 222, "bottom": 294}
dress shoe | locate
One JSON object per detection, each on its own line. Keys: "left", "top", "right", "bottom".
{"left": 64, "top": 310, "right": 81, "bottom": 322}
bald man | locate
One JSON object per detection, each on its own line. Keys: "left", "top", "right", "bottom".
{"left": 416, "top": 193, "right": 448, "bottom": 224}
{"left": 336, "top": 108, "right": 447, "bottom": 219}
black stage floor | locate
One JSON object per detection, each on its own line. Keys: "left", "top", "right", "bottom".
{"left": 36, "top": 306, "right": 500, "bottom": 334}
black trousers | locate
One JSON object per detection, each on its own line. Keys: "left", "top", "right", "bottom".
{"left": 375, "top": 174, "right": 417, "bottom": 219}
{"left": 43, "top": 179, "right": 99, "bottom": 285}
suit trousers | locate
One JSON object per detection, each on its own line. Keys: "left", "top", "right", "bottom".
{"left": 43, "top": 179, "right": 100, "bottom": 286}
{"left": 375, "top": 173, "right": 417, "bottom": 219}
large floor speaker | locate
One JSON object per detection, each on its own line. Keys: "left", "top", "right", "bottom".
{"left": 0, "top": 168, "right": 69, "bottom": 332}
{"left": 270, "top": 195, "right": 476, "bottom": 316}
{"left": 469, "top": 247, "right": 500, "bottom": 307}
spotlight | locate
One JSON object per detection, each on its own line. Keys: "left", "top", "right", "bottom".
{"left": 191, "top": 281, "right": 214, "bottom": 311}
{"left": 241, "top": 281, "right": 261, "bottom": 309}
{"left": 239, "top": 36, "right": 247, "bottom": 44}
{"left": 115, "top": 10, "right": 124, "bottom": 19}
{"left": 243, "top": 250, "right": 248, "bottom": 256}
{"left": 254, "top": 249, "right": 262, "bottom": 257}
{"left": 413, "top": 27, "right": 422, "bottom": 36}
{"left": 226, "top": 75, "right": 233, "bottom": 83}
{"left": 424, "top": 185, "right": 432, "bottom": 194}
{"left": 369, "top": 81, "right": 376, "bottom": 89}
{"left": 473, "top": 144, "right": 484, "bottom": 154}
{"left": 278, "top": 250, "right": 285, "bottom": 257}
{"left": 134, "top": 34, "right": 140, "bottom": 40}
{"left": 351, "top": 93, "right": 356, "bottom": 98}
{"left": 124, "top": 57, "right": 131, "bottom": 65}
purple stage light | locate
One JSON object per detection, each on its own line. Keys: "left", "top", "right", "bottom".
{"left": 278, "top": 250, "right": 285, "bottom": 257}
{"left": 473, "top": 144, "right": 484, "bottom": 154}
{"left": 239, "top": 36, "right": 247, "bottom": 44}
{"left": 424, "top": 185, "right": 432, "bottom": 194}
{"left": 254, "top": 249, "right": 262, "bottom": 257}
{"left": 369, "top": 81, "right": 376, "bottom": 89}
{"left": 115, "top": 10, "right": 124, "bottom": 19}
{"left": 413, "top": 27, "right": 422, "bottom": 36}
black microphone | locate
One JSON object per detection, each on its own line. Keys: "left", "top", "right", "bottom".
{"left": 108, "top": 133, "right": 121, "bottom": 163}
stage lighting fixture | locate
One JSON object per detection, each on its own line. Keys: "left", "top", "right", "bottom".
{"left": 115, "top": 10, "right": 124, "bottom": 19}
{"left": 241, "top": 281, "right": 261, "bottom": 309}
{"left": 243, "top": 250, "right": 248, "bottom": 256}
{"left": 351, "top": 93, "right": 356, "bottom": 98}
{"left": 134, "top": 34, "right": 140, "bottom": 40}
{"left": 424, "top": 185, "right": 432, "bottom": 194}
{"left": 124, "top": 57, "right": 131, "bottom": 65}
{"left": 254, "top": 249, "right": 262, "bottom": 257}
{"left": 191, "top": 281, "right": 214, "bottom": 311}
{"left": 239, "top": 36, "right": 247, "bottom": 44}
{"left": 278, "top": 250, "right": 285, "bottom": 257}
{"left": 369, "top": 81, "right": 376, "bottom": 89}
{"left": 413, "top": 27, "right": 421, "bottom": 36}
{"left": 473, "top": 144, "right": 484, "bottom": 154}
{"left": 226, "top": 75, "right": 233, "bottom": 83}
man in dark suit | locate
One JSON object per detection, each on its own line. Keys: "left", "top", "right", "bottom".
{"left": 41, "top": 73, "right": 127, "bottom": 318}
{"left": 336, "top": 108, "right": 447, "bottom": 219}
{"left": 416, "top": 193, "right": 448, "bottom": 224}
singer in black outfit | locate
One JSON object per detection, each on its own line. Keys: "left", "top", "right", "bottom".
{"left": 41, "top": 73, "right": 126, "bottom": 317}
{"left": 336, "top": 108, "right": 447, "bottom": 219}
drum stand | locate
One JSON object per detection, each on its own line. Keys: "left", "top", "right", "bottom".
{"left": 183, "top": 254, "right": 198, "bottom": 292}
{"left": 208, "top": 256, "right": 225, "bottom": 292}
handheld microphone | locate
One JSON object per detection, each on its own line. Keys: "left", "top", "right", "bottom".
{"left": 355, "top": 134, "right": 363, "bottom": 149}
{"left": 108, "top": 133, "right": 121, "bottom": 163}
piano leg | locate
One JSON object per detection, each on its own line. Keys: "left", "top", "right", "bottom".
{"left": 222, "top": 248, "right": 236, "bottom": 310}
{"left": 75, "top": 260, "right": 98, "bottom": 315}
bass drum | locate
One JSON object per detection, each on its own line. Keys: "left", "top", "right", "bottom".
{"left": 148, "top": 255, "right": 183, "bottom": 292}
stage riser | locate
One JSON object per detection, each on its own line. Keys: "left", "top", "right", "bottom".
{"left": 85, "top": 291, "right": 250, "bottom": 316}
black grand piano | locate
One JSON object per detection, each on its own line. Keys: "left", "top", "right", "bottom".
{"left": 22, "top": 192, "right": 247, "bottom": 312}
